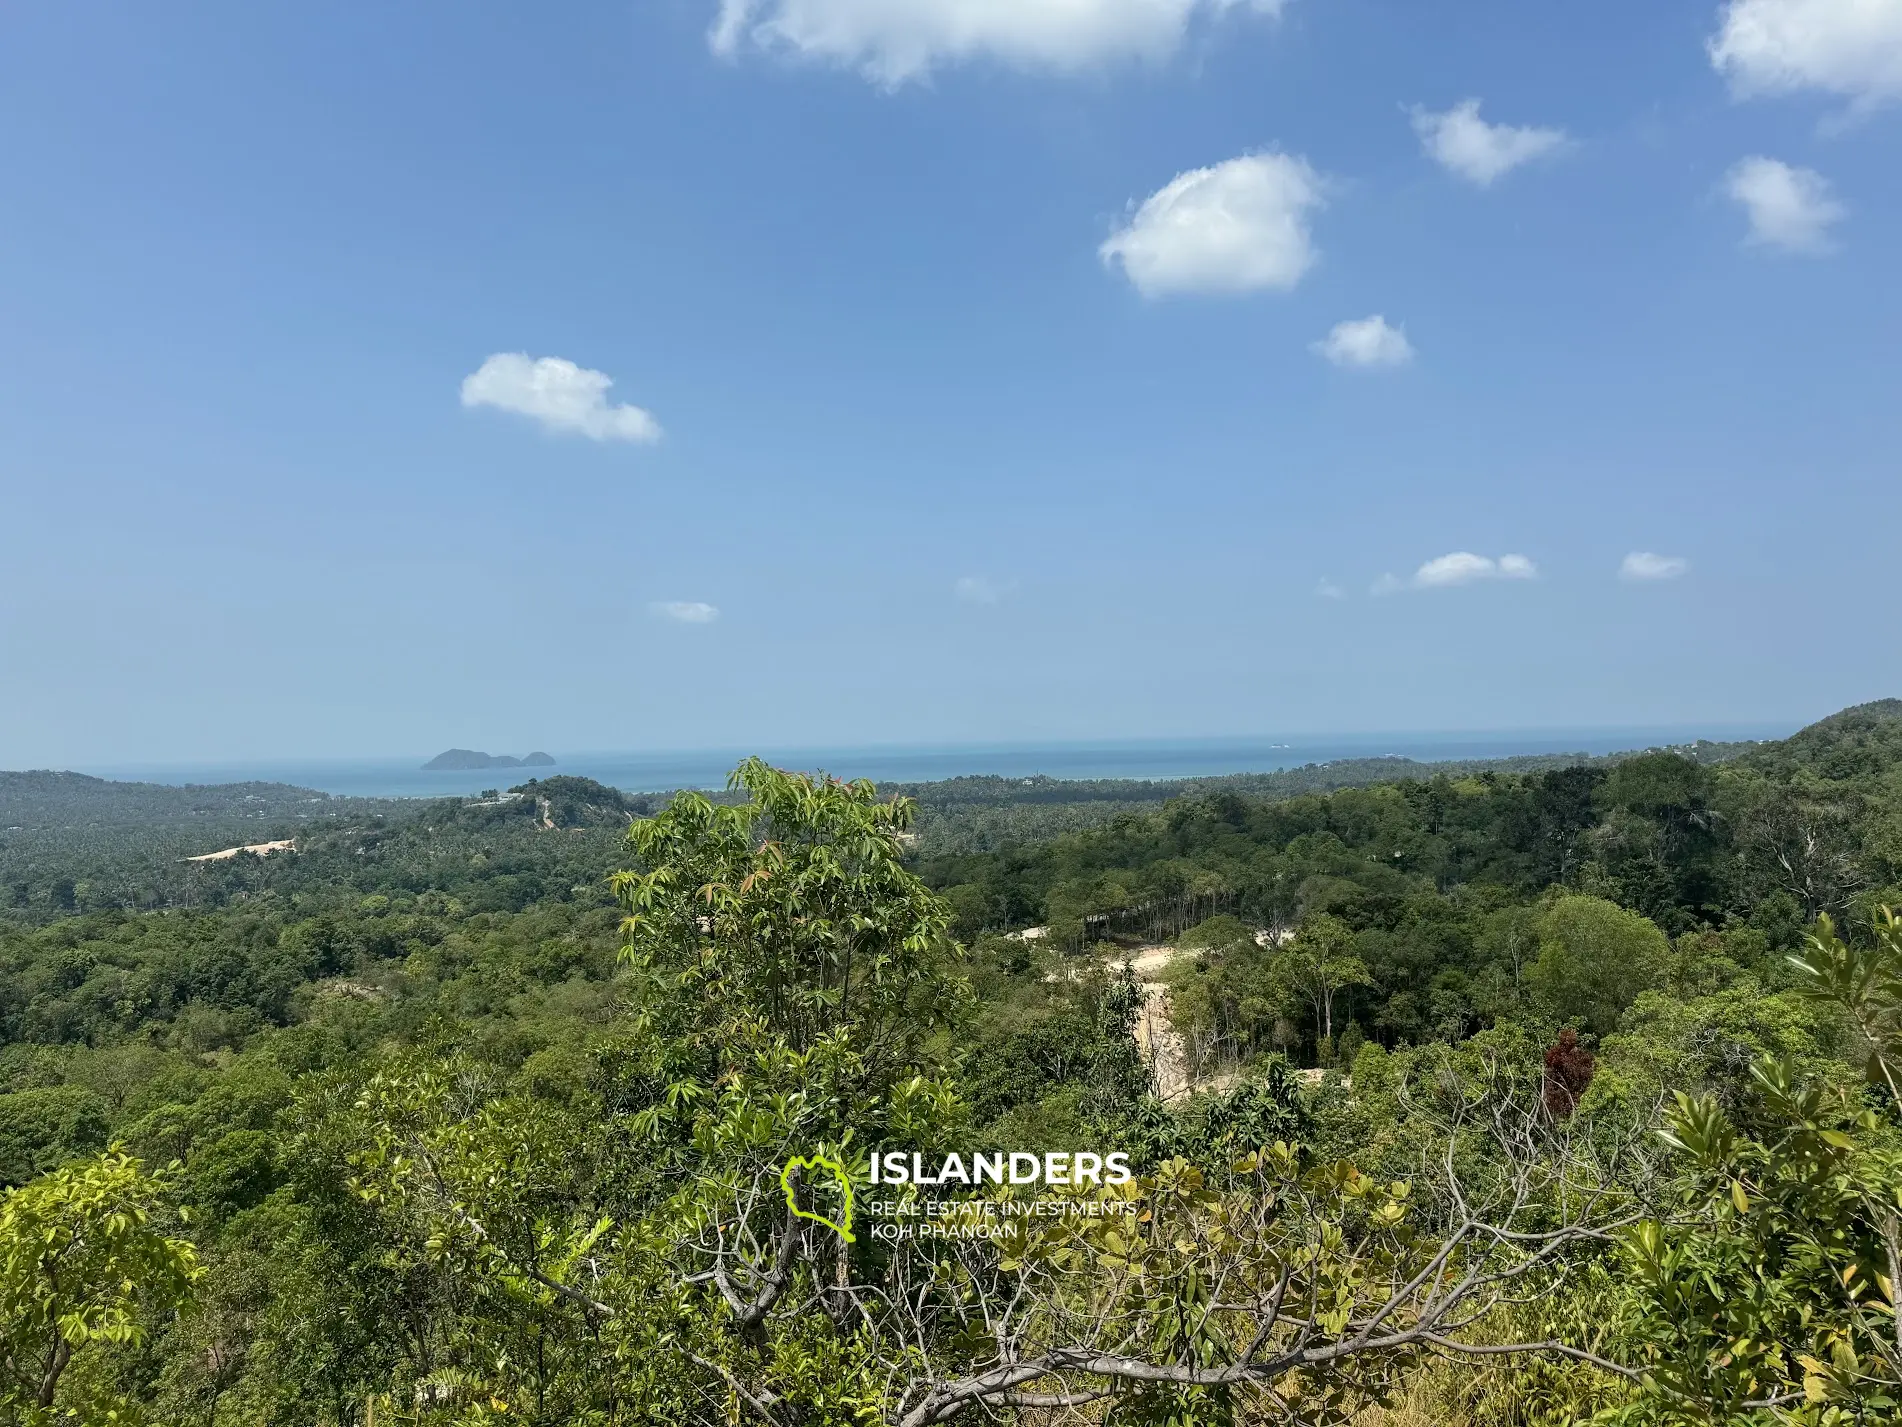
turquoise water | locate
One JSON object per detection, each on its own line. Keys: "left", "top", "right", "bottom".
{"left": 80, "top": 724, "right": 1794, "bottom": 799}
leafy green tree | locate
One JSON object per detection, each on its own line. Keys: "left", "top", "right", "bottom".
{"left": 1527, "top": 895, "right": 1669, "bottom": 1036}
{"left": 613, "top": 757, "right": 960, "bottom": 1069}
{"left": 0, "top": 1089, "right": 107, "bottom": 1190}
{"left": 1164, "top": 921, "right": 1290, "bottom": 1075}
{"left": 1, "top": 1150, "right": 200, "bottom": 1422}
{"left": 279, "top": 762, "right": 972, "bottom": 1425}
{"left": 1278, "top": 913, "right": 1372, "bottom": 1051}
{"left": 1613, "top": 909, "right": 1902, "bottom": 1423}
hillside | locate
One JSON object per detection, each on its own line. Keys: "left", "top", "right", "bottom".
{"left": 0, "top": 733, "right": 1778, "bottom": 926}
{"left": 3, "top": 738, "right": 1765, "bottom": 923}
{"left": 0, "top": 706, "right": 1896, "bottom": 1424}
{"left": 0, "top": 770, "right": 356, "bottom": 827}
{"left": 893, "top": 739, "right": 1762, "bottom": 853}
{"left": 1731, "top": 696, "right": 1902, "bottom": 783}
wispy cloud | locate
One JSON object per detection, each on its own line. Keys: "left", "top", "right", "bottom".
{"left": 954, "top": 575, "right": 1017, "bottom": 604}
{"left": 461, "top": 353, "right": 662, "bottom": 443}
{"left": 709, "top": 0, "right": 1288, "bottom": 86}
{"left": 1315, "top": 578, "right": 1346, "bottom": 600}
{"left": 1410, "top": 100, "right": 1567, "bottom": 186}
{"left": 1725, "top": 156, "right": 1845, "bottom": 252}
{"left": 1374, "top": 552, "right": 1538, "bottom": 594}
{"left": 652, "top": 601, "right": 720, "bottom": 623}
{"left": 1619, "top": 552, "right": 1689, "bottom": 582}
{"left": 1101, "top": 151, "right": 1325, "bottom": 297}
{"left": 1313, "top": 315, "right": 1414, "bottom": 368}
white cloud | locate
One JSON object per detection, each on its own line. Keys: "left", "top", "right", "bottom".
{"left": 460, "top": 354, "right": 662, "bottom": 443}
{"left": 1101, "top": 152, "right": 1324, "bottom": 298}
{"left": 954, "top": 575, "right": 1016, "bottom": 604}
{"left": 1620, "top": 551, "right": 1690, "bottom": 582}
{"left": 1375, "top": 551, "right": 1539, "bottom": 594}
{"left": 1725, "top": 156, "right": 1845, "bottom": 251}
{"left": 1710, "top": 0, "right": 1902, "bottom": 109}
{"left": 652, "top": 601, "right": 720, "bottom": 623}
{"left": 1315, "top": 578, "right": 1346, "bottom": 599}
{"left": 1411, "top": 100, "right": 1567, "bottom": 186}
{"left": 1313, "top": 315, "right": 1414, "bottom": 368}
{"left": 1417, "top": 552, "right": 1504, "bottom": 587}
{"left": 710, "top": 0, "right": 1287, "bottom": 85}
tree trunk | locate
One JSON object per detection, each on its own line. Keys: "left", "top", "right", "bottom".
{"left": 38, "top": 1335, "right": 73, "bottom": 1408}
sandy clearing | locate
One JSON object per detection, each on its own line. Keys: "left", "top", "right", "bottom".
{"left": 1110, "top": 945, "right": 1194, "bottom": 1099}
{"left": 185, "top": 838, "right": 297, "bottom": 863}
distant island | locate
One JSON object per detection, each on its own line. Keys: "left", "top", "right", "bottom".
{"left": 421, "top": 749, "right": 556, "bottom": 771}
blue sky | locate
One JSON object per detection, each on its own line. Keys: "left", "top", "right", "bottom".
{"left": 2, "top": 0, "right": 1898, "bottom": 764}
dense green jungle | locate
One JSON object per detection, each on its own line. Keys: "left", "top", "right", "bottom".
{"left": 2, "top": 704, "right": 1900, "bottom": 1426}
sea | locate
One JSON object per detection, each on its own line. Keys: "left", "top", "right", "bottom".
{"left": 79, "top": 724, "right": 1797, "bottom": 800}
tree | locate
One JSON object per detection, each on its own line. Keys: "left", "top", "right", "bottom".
{"left": 327, "top": 763, "right": 1661, "bottom": 1427}
{"left": 1, "top": 1150, "right": 201, "bottom": 1420}
{"left": 0, "top": 1089, "right": 108, "bottom": 1190}
{"left": 861, "top": 1083, "right": 1643, "bottom": 1427}
{"left": 299, "top": 762, "right": 973, "bottom": 1425}
{"left": 1527, "top": 895, "right": 1669, "bottom": 1036}
{"left": 1543, "top": 1029, "right": 1596, "bottom": 1118}
{"left": 1731, "top": 779, "right": 1871, "bottom": 924}
{"left": 613, "top": 757, "right": 959, "bottom": 1070}
{"left": 1278, "top": 914, "right": 1372, "bottom": 1051}
{"left": 1613, "top": 908, "right": 1902, "bottom": 1422}
{"left": 601, "top": 783, "right": 1644, "bottom": 1425}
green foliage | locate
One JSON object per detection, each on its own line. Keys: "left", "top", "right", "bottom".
{"left": 614, "top": 757, "right": 961, "bottom": 1067}
{"left": 1388, "top": 1261, "right": 1639, "bottom": 1426}
{"left": 0, "top": 1089, "right": 107, "bottom": 1190}
{"left": 1281, "top": 912, "right": 1374, "bottom": 1047}
{"left": 1164, "top": 929, "right": 1292, "bottom": 1074}
{"left": 1528, "top": 895, "right": 1671, "bottom": 1035}
{"left": 1612, "top": 908, "right": 1902, "bottom": 1424}
{"left": 1177, "top": 915, "right": 1253, "bottom": 951}
{"left": 1790, "top": 906, "right": 1902, "bottom": 1104}
{"left": 1174, "top": 1060, "right": 1311, "bottom": 1165}
{"left": 891, "top": 743, "right": 1758, "bottom": 860}
{"left": 0, "top": 1150, "right": 200, "bottom": 1423}
{"left": 0, "top": 708, "right": 1899, "bottom": 1424}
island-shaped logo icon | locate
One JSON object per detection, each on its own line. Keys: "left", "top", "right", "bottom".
{"left": 781, "top": 1154, "right": 855, "bottom": 1243}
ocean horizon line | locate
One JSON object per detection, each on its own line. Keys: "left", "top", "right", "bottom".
{"left": 54, "top": 721, "right": 1801, "bottom": 801}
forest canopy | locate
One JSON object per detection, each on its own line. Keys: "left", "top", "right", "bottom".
{"left": 1, "top": 702, "right": 1899, "bottom": 1425}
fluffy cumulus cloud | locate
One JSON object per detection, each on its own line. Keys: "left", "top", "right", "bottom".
{"left": 1375, "top": 552, "right": 1538, "bottom": 594}
{"left": 710, "top": 0, "right": 1287, "bottom": 84}
{"left": 1620, "top": 551, "right": 1690, "bottom": 582}
{"left": 1100, "top": 152, "right": 1324, "bottom": 298}
{"left": 1710, "top": 0, "right": 1902, "bottom": 109}
{"left": 652, "top": 601, "right": 720, "bottom": 623}
{"left": 460, "top": 354, "right": 662, "bottom": 443}
{"left": 1411, "top": 100, "right": 1567, "bottom": 186}
{"left": 1725, "top": 156, "right": 1845, "bottom": 251}
{"left": 1313, "top": 315, "right": 1414, "bottom": 368}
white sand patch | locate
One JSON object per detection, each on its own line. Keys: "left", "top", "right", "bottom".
{"left": 185, "top": 838, "right": 297, "bottom": 863}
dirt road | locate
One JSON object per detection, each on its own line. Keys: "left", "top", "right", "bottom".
{"left": 1111, "top": 945, "right": 1193, "bottom": 1100}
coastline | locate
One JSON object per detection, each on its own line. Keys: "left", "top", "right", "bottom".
{"left": 72, "top": 723, "right": 1795, "bottom": 800}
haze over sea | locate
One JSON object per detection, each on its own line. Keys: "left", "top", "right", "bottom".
{"left": 80, "top": 724, "right": 1796, "bottom": 800}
